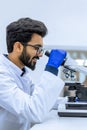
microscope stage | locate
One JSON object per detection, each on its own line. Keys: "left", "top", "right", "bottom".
{"left": 58, "top": 102, "right": 87, "bottom": 117}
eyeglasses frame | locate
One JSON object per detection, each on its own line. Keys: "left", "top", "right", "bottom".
{"left": 22, "top": 43, "right": 44, "bottom": 54}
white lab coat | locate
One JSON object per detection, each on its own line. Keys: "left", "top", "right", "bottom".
{"left": 0, "top": 54, "right": 64, "bottom": 130}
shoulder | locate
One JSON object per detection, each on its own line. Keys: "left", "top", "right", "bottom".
{"left": 0, "top": 55, "right": 11, "bottom": 75}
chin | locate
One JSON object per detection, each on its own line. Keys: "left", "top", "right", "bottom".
{"left": 27, "top": 64, "right": 36, "bottom": 70}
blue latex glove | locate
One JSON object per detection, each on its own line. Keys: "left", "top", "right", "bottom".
{"left": 46, "top": 49, "right": 67, "bottom": 69}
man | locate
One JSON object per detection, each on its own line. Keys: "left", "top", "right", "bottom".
{"left": 0, "top": 17, "right": 66, "bottom": 130}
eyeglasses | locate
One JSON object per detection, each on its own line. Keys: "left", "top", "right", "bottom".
{"left": 23, "top": 44, "right": 44, "bottom": 54}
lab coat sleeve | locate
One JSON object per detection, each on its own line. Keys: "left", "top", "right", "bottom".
{"left": 52, "top": 97, "right": 68, "bottom": 110}
{"left": 0, "top": 70, "right": 64, "bottom": 123}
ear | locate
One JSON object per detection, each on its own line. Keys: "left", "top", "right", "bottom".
{"left": 13, "top": 42, "right": 23, "bottom": 53}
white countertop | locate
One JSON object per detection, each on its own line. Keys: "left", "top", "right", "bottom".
{"left": 30, "top": 110, "right": 87, "bottom": 130}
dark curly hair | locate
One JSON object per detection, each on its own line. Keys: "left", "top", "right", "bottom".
{"left": 6, "top": 17, "right": 48, "bottom": 53}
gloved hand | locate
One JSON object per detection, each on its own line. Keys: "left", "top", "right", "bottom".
{"left": 46, "top": 49, "right": 67, "bottom": 69}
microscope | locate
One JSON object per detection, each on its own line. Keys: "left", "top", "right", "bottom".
{"left": 45, "top": 51, "right": 87, "bottom": 117}
{"left": 58, "top": 56, "right": 87, "bottom": 117}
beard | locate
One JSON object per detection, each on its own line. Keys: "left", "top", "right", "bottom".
{"left": 19, "top": 47, "right": 39, "bottom": 70}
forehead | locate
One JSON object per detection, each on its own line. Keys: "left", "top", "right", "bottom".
{"left": 29, "top": 33, "right": 43, "bottom": 46}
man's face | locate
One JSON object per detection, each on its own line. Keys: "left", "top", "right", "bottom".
{"left": 19, "top": 47, "right": 39, "bottom": 70}
{"left": 19, "top": 33, "right": 43, "bottom": 70}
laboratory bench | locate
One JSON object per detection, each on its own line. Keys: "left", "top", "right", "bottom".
{"left": 30, "top": 110, "right": 87, "bottom": 130}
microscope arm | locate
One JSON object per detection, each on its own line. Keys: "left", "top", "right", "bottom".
{"left": 64, "top": 56, "right": 87, "bottom": 75}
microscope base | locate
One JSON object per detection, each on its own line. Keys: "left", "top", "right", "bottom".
{"left": 58, "top": 103, "right": 87, "bottom": 117}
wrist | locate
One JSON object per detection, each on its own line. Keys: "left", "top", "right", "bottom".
{"left": 45, "top": 65, "right": 58, "bottom": 76}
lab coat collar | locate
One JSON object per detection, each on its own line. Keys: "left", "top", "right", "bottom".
{"left": 0, "top": 54, "right": 27, "bottom": 77}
